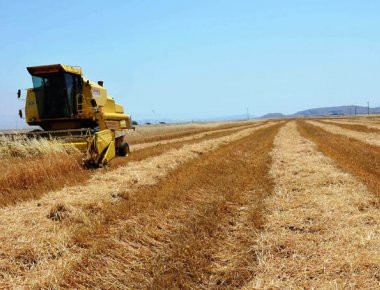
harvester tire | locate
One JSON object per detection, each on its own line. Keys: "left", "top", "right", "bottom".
{"left": 118, "top": 142, "right": 130, "bottom": 157}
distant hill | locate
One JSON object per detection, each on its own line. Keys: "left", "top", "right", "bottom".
{"left": 260, "top": 113, "right": 285, "bottom": 119}
{"left": 134, "top": 105, "right": 380, "bottom": 124}
{"left": 292, "top": 106, "right": 380, "bottom": 117}
{"left": 261, "top": 105, "right": 380, "bottom": 118}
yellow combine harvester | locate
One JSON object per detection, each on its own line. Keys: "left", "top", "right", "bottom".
{"left": 17, "top": 64, "right": 132, "bottom": 165}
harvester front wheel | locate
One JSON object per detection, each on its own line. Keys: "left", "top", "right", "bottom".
{"left": 118, "top": 142, "right": 130, "bottom": 157}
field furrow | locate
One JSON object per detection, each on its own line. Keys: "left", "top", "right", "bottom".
{"left": 326, "top": 117, "right": 380, "bottom": 128}
{"left": 320, "top": 119, "right": 380, "bottom": 133}
{"left": 128, "top": 121, "right": 262, "bottom": 145}
{"left": 55, "top": 122, "right": 282, "bottom": 289}
{"left": 130, "top": 122, "right": 262, "bottom": 151}
{"left": 247, "top": 122, "right": 380, "bottom": 288}
{"left": 298, "top": 121, "right": 380, "bottom": 197}
{"left": 0, "top": 122, "right": 260, "bottom": 208}
{"left": 0, "top": 153, "right": 90, "bottom": 207}
{"left": 0, "top": 122, "right": 277, "bottom": 288}
{"left": 307, "top": 120, "right": 380, "bottom": 147}
{"left": 112, "top": 121, "right": 266, "bottom": 167}
{"left": 1, "top": 117, "right": 377, "bottom": 288}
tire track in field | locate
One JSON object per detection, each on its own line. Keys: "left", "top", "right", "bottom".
{"left": 247, "top": 122, "right": 380, "bottom": 288}
{"left": 298, "top": 121, "right": 380, "bottom": 198}
{"left": 307, "top": 120, "right": 380, "bottom": 147}
{"left": 56, "top": 123, "right": 282, "bottom": 289}
{"left": 0, "top": 122, "right": 278, "bottom": 288}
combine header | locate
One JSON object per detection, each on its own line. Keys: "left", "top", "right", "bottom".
{"left": 16, "top": 64, "right": 132, "bottom": 165}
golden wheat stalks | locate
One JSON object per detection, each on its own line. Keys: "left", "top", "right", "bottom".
{"left": 0, "top": 134, "right": 79, "bottom": 158}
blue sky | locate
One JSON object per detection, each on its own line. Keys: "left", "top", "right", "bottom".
{"left": 0, "top": 0, "right": 379, "bottom": 127}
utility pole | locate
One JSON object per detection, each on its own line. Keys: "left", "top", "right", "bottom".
{"left": 152, "top": 109, "right": 156, "bottom": 123}
{"left": 367, "top": 101, "right": 370, "bottom": 115}
{"left": 246, "top": 107, "right": 249, "bottom": 120}
{"left": 354, "top": 106, "right": 357, "bottom": 116}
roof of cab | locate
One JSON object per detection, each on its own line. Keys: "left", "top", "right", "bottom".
{"left": 27, "top": 64, "right": 82, "bottom": 75}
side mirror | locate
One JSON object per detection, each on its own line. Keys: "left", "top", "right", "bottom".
{"left": 18, "top": 109, "right": 23, "bottom": 118}
{"left": 17, "top": 89, "right": 21, "bottom": 99}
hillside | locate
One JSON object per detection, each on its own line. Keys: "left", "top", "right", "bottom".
{"left": 260, "top": 113, "right": 285, "bottom": 119}
{"left": 261, "top": 105, "right": 380, "bottom": 118}
{"left": 293, "top": 105, "right": 380, "bottom": 116}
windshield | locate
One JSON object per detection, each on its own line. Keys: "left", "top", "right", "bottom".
{"left": 32, "top": 72, "right": 80, "bottom": 119}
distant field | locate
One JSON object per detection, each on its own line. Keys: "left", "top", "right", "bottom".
{"left": 0, "top": 116, "right": 379, "bottom": 288}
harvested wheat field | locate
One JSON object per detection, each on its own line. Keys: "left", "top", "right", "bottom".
{"left": 0, "top": 118, "right": 379, "bottom": 288}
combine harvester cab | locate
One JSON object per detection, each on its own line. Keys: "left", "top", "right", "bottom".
{"left": 18, "top": 64, "right": 132, "bottom": 166}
